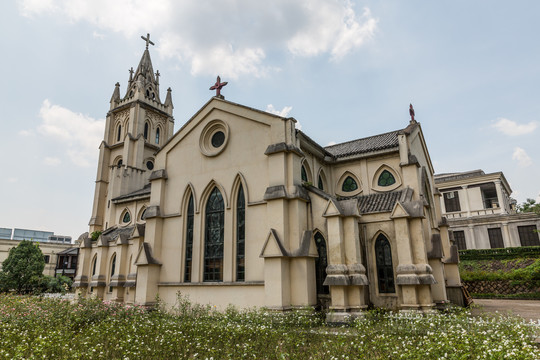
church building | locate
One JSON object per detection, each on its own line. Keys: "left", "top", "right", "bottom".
{"left": 74, "top": 37, "right": 462, "bottom": 321}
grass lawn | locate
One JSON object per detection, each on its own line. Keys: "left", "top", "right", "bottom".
{"left": 0, "top": 294, "right": 538, "bottom": 359}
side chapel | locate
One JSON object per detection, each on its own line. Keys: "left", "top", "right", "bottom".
{"left": 74, "top": 36, "right": 462, "bottom": 321}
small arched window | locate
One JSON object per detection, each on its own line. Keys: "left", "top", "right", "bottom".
{"left": 117, "top": 124, "right": 122, "bottom": 142}
{"left": 184, "top": 195, "right": 194, "bottom": 282}
{"left": 91, "top": 255, "right": 97, "bottom": 276}
{"left": 155, "top": 128, "right": 160, "bottom": 144}
{"left": 301, "top": 165, "right": 308, "bottom": 182}
{"left": 318, "top": 175, "right": 324, "bottom": 191}
{"left": 109, "top": 254, "right": 116, "bottom": 293}
{"left": 314, "top": 233, "right": 329, "bottom": 295}
{"left": 144, "top": 122, "right": 149, "bottom": 140}
{"left": 236, "top": 185, "right": 245, "bottom": 281}
{"left": 204, "top": 188, "right": 224, "bottom": 282}
{"left": 342, "top": 176, "right": 358, "bottom": 192}
{"left": 378, "top": 170, "right": 396, "bottom": 187}
{"left": 117, "top": 159, "right": 123, "bottom": 168}
{"left": 375, "top": 234, "right": 395, "bottom": 293}
{"left": 122, "top": 211, "right": 131, "bottom": 224}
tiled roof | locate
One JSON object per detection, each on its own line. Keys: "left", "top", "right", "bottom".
{"left": 101, "top": 225, "right": 134, "bottom": 242}
{"left": 324, "top": 130, "right": 400, "bottom": 158}
{"left": 357, "top": 190, "right": 404, "bottom": 214}
{"left": 112, "top": 184, "right": 151, "bottom": 202}
{"left": 434, "top": 170, "right": 485, "bottom": 183}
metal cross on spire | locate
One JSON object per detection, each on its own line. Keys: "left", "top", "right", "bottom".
{"left": 210, "top": 76, "right": 228, "bottom": 97}
{"left": 141, "top": 33, "right": 155, "bottom": 49}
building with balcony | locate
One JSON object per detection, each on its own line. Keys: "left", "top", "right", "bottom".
{"left": 434, "top": 170, "right": 540, "bottom": 249}
{"left": 0, "top": 227, "right": 74, "bottom": 277}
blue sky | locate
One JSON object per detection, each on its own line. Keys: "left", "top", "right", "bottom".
{"left": 1, "top": 0, "right": 539, "bottom": 239}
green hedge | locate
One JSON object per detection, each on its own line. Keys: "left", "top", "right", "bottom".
{"left": 459, "top": 246, "right": 540, "bottom": 260}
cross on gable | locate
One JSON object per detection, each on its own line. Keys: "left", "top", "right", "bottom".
{"left": 141, "top": 33, "right": 155, "bottom": 49}
{"left": 210, "top": 76, "right": 228, "bottom": 97}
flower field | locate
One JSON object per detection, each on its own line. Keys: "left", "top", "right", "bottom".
{"left": 0, "top": 294, "right": 538, "bottom": 359}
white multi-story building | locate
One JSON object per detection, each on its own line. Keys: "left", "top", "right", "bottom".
{"left": 434, "top": 170, "right": 540, "bottom": 250}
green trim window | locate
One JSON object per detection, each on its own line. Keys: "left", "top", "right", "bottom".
{"left": 122, "top": 212, "right": 131, "bottom": 224}
{"left": 204, "top": 188, "right": 224, "bottom": 282}
{"left": 378, "top": 170, "right": 396, "bottom": 187}
{"left": 236, "top": 186, "right": 245, "bottom": 281}
{"left": 314, "top": 233, "right": 329, "bottom": 295}
{"left": 318, "top": 175, "right": 324, "bottom": 190}
{"left": 342, "top": 176, "right": 358, "bottom": 192}
{"left": 184, "top": 195, "right": 194, "bottom": 282}
{"left": 301, "top": 165, "right": 308, "bottom": 182}
{"left": 375, "top": 234, "right": 395, "bottom": 293}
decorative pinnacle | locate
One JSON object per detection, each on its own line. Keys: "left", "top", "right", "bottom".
{"left": 141, "top": 33, "right": 155, "bottom": 50}
{"left": 409, "top": 103, "right": 416, "bottom": 123}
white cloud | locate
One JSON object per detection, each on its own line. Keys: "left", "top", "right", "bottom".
{"left": 18, "top": 0, "right": 377, "bottom": 78}
{"left": 18, "top": 129, "right": 34, "bottom": 137}
{"left": 492, "top": 118, "right": 538, "bottom": 136}
{"left": 6, "top": 177, "right": 18, "bottom": 183}
{"left": 44, "top": 157, "right": 61, "bottom": 166}
{"left": 92, "top": 31, "right": 105, "bottom": 39}
{"left": 512, "top": 147, "right": 532, "bottom": 167}
{"left": 37, "top": 99, "right": 105, "bottom": 167}
{"left": 287, "top": 5, "right": 377, "bottom": 61}
{"left": 326, "top": 141, "right": 337, "bottom": 146}
{"left": 266, "top": 104, "right": 293, "bottom": 117}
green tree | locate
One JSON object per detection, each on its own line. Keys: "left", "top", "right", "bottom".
{"left": 516, "top": 198, "right": 540, "bottom": 215}
{"left": 0, "top": 240, "right": 45, "bottom": 294}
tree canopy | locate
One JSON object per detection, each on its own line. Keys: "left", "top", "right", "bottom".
{"left": 0, "top": 240, "right": 45, "bottom": 294}
{"left": 516, "top": 198, "right": 540, "bottom": 215}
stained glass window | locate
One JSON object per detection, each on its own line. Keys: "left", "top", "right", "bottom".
{"left": 301, "top": 165, "right": 308, "bottom": 182}
{"left": 342, "top": 176, "right": 358, "bottom": 192}
{"left": 318, "top": 175, "right": 324, "bottom": 191}
{"left": 92, "top": 256, "right": 97, "bottom": 276}
{"left": 375, "top": 234, "right": 395, "bottom": 293}
{"left": 155, "top": 128, "right": 160, "bottom": 144}
{"left": 236, "top": 186, "right": 245, "bottom": 281}
{"left": 314, "top": 233, "right": 329, "bottom": 295}
{"left": 378, "top": 170, "right": 396, "bottom": 187}
{"left": 109, "top": 254, "right": 116, "bottom": 293}
{"left": 204, "top": 188, "right": 224, "bottom": 281}
{"left": 122, "top": 212, "right": 131, "bottom": 224}
{"left": 184, "top": 195, "right": 194, "bottom": 282}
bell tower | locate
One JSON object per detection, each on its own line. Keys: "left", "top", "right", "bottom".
{"left": 89, "top": 34, "right": 174, "bottom": 233}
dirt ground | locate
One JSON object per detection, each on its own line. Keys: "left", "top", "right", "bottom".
{"left": 470, "top": 298, "right": 540, "bottom": 323}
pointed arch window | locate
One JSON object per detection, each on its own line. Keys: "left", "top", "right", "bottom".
{"left": 378, "top": 170, "right": 396, "bottom": 187}
{"left": 117, "top": 124, "right": 122, "bottom": 142}
{"left": 155, "top": 128, "right": 160, "bottom": 144}
{"left": 318, "top": 175, "right": 324, "bottom": 191}
{"left": 109, "top": 253, "right": 116, "bottom": 293}
{"left": 91, "top": 255, "right": 97, "bottom": 276}
{"left": 314, "top": 233, "right": 329, "bottom": 295}
{"left": 122, "top": 211, "right": 131, "bottom": 224}
{"left": 301, "top": 165, "right": 308, "bottom": 182}
{"left": 375, "top": 234, "right": 395, "bottom": 293}
{"left": 342, "top": 176, "right": 358, "bottom": 192}
{"left": 236, "top": 185, "right": 245, "bottom": 281}
{"left": 204, "top": 188, "right": 224, "bottom": 282}
{"left": 184, "top": 195, "right": 194, "bottom": 282}
{"left": 144, "top": 122, "right": 149, "bottom": 140}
